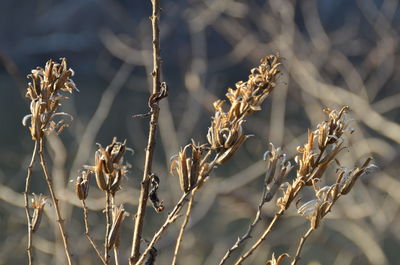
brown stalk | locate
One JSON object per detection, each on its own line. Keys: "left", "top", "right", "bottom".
{"left": 130, "top": 0, "right": 162, "bottom": 263}
{"left": 111, "top": 195, "right": 120, "bottom": 265}
{"left": 135, "top": 192, "right": 190, "bottom": 265}
{"left": 24, "top": 141, "right": 38, "bottom": 265}
{"left": 219, "top": 178, "right": 271, "bottom": 265}
{"left": 38, "top": 138, "right": 73, "bottom": 265}
{"left": 234, "top": 209, "right": 284, "bottom": 265}
{"left": 81, "top": 200, "right": 107, "bottom": 265}
{"left": 290, "top": 227, "right": 314, "bottom": 265}
{"left": 171, "top": 192, "right": 195, "bottom": 265}
{"left": 105, "top": 191, "right": 112, "bottom": 264}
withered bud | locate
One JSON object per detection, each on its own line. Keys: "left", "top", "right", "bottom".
{"left": 108, "top": 205, "right": 128, "bottom": 249}
{"left": 75, "top": 170, "right": 90, "bottom": 200}
{"left": 149, "top": 174, "right": 164, "bottom": 212}
{"left": 265, "top": 253, "right": 289, "bottom": 265}
{"left": 31, "top": 193, "right": 49, "bottom": 233}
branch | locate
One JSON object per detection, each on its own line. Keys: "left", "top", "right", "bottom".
{"left": 38, "top": 139, "right": 73, "bottom": 265}
{"left": 104, "top": 191, "right": 112, "bottom": 264}
{"left": 81, "top": 200, "right": 107, "bottom": 265}
{"left": 135, "top": 192, "right": 190, "bottom": 265}
{"left": 24, "top": 141, "right": 38, "bottom": 265}
{"left": 130, "top": 0, "right": 163, "bottom": 263}
{"left": 171, "top": 192, "right": 195, "bottom": 265}
{"left": 290, "top": 227, "right": 314, "bottom": 265}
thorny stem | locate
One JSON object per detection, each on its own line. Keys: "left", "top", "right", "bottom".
{"left": 24, "top": 141, "right": 38, "bottom": 265}
{"left": 81, "top": 200, "right": 107, "bottom": 265}
{"left": 234, "top": 210, "right": 284, "bottom": 265}
{"left": 38, "top": 139, "right": 73, "bottom": 265}
{"left": 171, "top": 192, "right": 195, "bottom": 265}
{"left": 130, "top": 0, "right": 162, "bottom": 263}
{"left": 105, "top": 191, "right": 112, "bottom": 264}
{"left": 219, "top": 178, "right": 270, "bottom": 265}
{"left": 291, "top": 227, "right": 314, "bottom": 265}
{"left": 135, "top": 192, "right": 190, "bottom": 265}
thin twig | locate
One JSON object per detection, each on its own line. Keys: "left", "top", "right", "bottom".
{"left": 171, "top": 192, "right": 195, "bottom": 265}
{"left": 38, "top": 139, "right": 73, "bottom": 265}
{"left": 105, "top": 191, "right": 112, "bottom": 264}
{"left": 234, "top": 210, "right": 284, "bottom": 265}
{"left": 219, "top": 177, "right": 270, "bottom": 265}
{"left": 135, "top": 192, "right": 190, "bottom": 265}
{"left": 130, "top": 0, "right": 163, "bottom": 263}
{"left": 111, "top": 195, "right": 120, "bottom": 265}
{"left": 81, "top": 200, "right": 107, "bottom": 265}
{"left": 291, "top": 227, "right": 314, "bottom": 265}
{"left": 24, "top": 141, "right": 38, "bottom": 265}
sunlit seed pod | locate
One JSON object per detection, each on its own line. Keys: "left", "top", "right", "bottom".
{"left": 95, "top": 160, "right": 107, "bottom": 191}
{"left": 107, "top": 205, "right": 127, "bottom": 249}
{"left": 31, "top": 208, "right": 43, "bottom": 233}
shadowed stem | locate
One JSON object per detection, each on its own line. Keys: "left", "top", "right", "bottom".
{"left": 38, "top": 138, "right": 73, "bottom": 265}
{"left": 130, "top": 0, "right": 162, "bottom": 263}
{"left": 171, "top": 192, "right": 195, "bottom": 265}
{"left": 219, "top": 176, "right": 270, "bottom": 265}
{"left": 81, "top": 200, "right": 107, "bottom": 265}
{"left": 291, "top": 227, "right": 314, "bottom": 265}
{"left": 234, "top": 210, "right": 284, "bottom": 265}
{"left": 105, "top": 191, "right": 112, "bottom": 264}
{"left": 135, "top": 192, "right": 190, "bottom": 265}
{"left": 111, "top": 195, "right": 120, "bottom": 265}
{"left": 24, "top": 141, "right": 38, "bottom": 265}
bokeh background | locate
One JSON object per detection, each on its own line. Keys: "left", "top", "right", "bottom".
{"left": 1, "top": 0, "right": 399, "bottom": 264}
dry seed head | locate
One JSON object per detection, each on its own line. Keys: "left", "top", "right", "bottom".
{"left": 75, "top": 170, "right": 90, "bottom": 200}
{"left": 108, "top": 204, "right": 128, "bottom": 249}
{"left": 31, "top": 193, "right": 49, "bottom": 233}
{"left": 23, "top": 58, "right": 77, "bottom": 140}
{"left": 265, "top": 253, "right": 289, "bottom": 265}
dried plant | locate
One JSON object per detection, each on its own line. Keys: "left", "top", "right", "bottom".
{"left": 18, "top": 2, "right": 377, "bottom": 265}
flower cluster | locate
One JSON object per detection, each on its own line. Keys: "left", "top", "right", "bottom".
{"left": 84, "top": 138, "right": 130, "bottom": 195}
{"left": 22, "top": 58, "right": 77, "bottom": 140}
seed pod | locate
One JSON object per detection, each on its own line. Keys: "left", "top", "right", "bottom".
{"left": 31, "top": 193, "right": 48, "bottom": 233}
{"left": 94, "top": 150, "right": 107, "bottom": 191}
{"left": 107, "top": 205, "right": 128, "bottom": 249}
{"left": 75, "top": 170, "right": 90, "bottom": 200}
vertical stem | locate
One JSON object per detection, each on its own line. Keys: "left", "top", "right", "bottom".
{"left": 24, "top": 141, "right": 38, "bottom": 265}
{"left": 38, "top": 139, "right": 73, "bottom": 265}
{"left": 291, "top": 227, "right": 314, "bottom": 265}
{"left": 105, "top": 191, "right": 112, "bottom": 264}
{"left": 111, "top": 195, "right": 120, "bottom": 265}
{"left": 130, "top": 0, "right": 162, "bottom": 264}
{"left": 171, "top": 193, "right": 195, "bottom": 265}
{"left": 81, "top": 200, "right": 107, "bottom": 265}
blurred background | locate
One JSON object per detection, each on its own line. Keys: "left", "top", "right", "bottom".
{"left": 0, "top": 0, "right": 399, "bottom": 264}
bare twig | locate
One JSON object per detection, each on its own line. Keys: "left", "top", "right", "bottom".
{"left": 234, "top": 210, "right": 284, "bottom": 265}
{"left": 171, "top": 192, "right": 195, "bottom": 265}
{"left": 135, "top": 192, "right": 190, "bottom": 265}
{"left": 38, "top": 139, "right": 73, "bottom": 265}
{"left": 105, "top": 191, "right": 112, "bottom": 264}
{"left": 130, "top": 0, "right": 163, "bottom": 263}
{"left": 24, "top": 141, "right": 38, "bottom": 265}
{"left": 81, "top": 200, "right": 107, "bottom": 265}
{"left": 111, "top": 195, "right": 120, "bottom": 265}
{"left": 290, "top": 227, "right": 314, "bottom": 265}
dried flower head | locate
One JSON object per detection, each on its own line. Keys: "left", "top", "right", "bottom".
{"left": 265, "top": 253, "right": 289, "bottom": 265}
{"left": 22, "top": 58, "right": 77, "bottom": 140}
{"left": 31, "top": 193, "right": 49, "bottom": 233}
{"left": 107, "top": 204, "right": 128, "bottom": 249}
{"left": 170, "top": 141, "right": 208, "bottom": 192}
{"left": 75, "top": 170, "right": 90, "bottom": 200}
{"left": 85, "top": 137, "right": 130, "bottom": 194}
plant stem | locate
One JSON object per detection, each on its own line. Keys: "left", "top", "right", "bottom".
{"left": 130, "top": 0, "right": 162, "bottom": 263}
{"left": 291, "top": 227, "right": 314, "bottom": 265}
{"left": 81, "top": 200, "right": 107, "bottom": 265}
{"left": 105, "top": 191, "right": 112, "bottom": 264}
{"left": 111, "top": 195, "right": 120, "bottom": 265}
{"left": 135, "top": 192, "right": 190, "bottom": 265}
{"left": 234, "top": 210, "right": 284, "bottom": 265}
{"left": 219, "top": 177, "right": 270, "bottom": 265}
{"left": 24, "top": 141, "right": 38, "bottom": 265}
{"left": 171, "top": 192, "right": 195, "bottom": 265}
{"left": 38, "top": 138, "right": 73, "bottom": 265}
